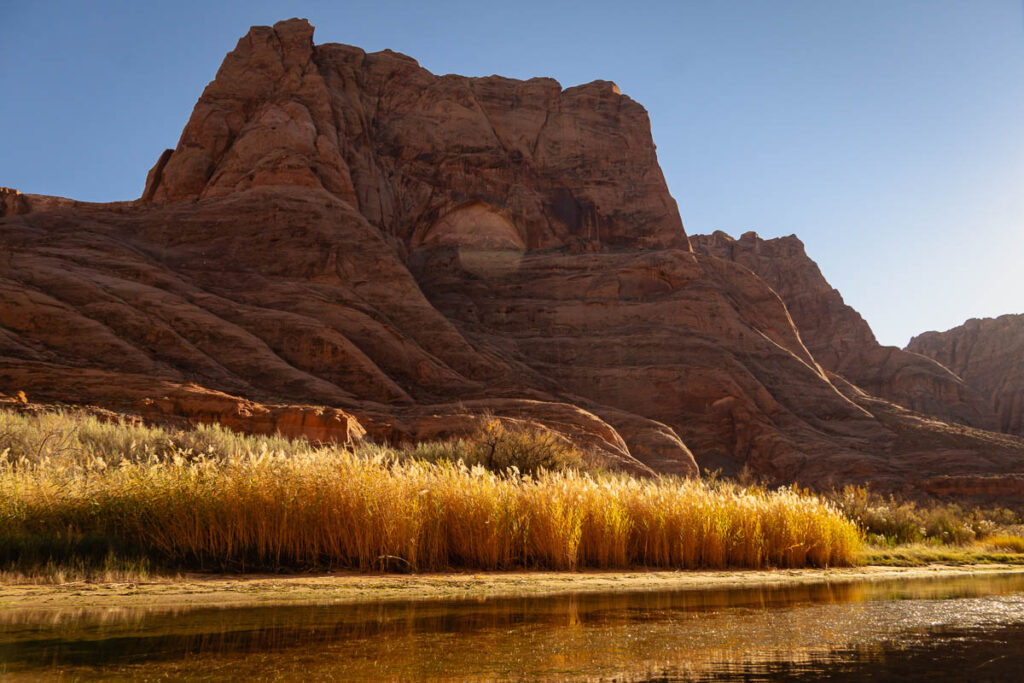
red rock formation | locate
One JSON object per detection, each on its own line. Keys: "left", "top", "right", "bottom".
{"left": 139, "top": 385, "right": 366, "bottom": 444}
{"left": 691, "top": 231, "right": 999, "bottom": 431}
{"left": 144, "top": 18, "right": 689, "bottom": 252}
{"left": 922, "top": 474, "right": 1024, "bottom": 503}
{"left": 908, "top": 314, "right": 1024, "bottom": 436}
{"left": 0, "top": 188, "right": 31, "bottom": 217}
{"left": 2, "top": 19, "right": 1024, "bottom": 495}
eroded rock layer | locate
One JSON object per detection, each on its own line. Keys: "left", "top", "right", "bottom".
{"left": 909, "top": 314, "right": 1024, "bottom": 436}
{"left": 691, "top": 231, "right": 999, "bottom": 432}
{"left": 2, "top": 19, "right": 1024, "bottom": 496}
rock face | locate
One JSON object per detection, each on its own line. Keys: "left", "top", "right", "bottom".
{"left": 0, "top": 187, "right": 665, "bottom": 476}
{"left": 691, "top": 231, "right": 1000, "bottom": 432}
{"left": 144, "top": 18, "right": 689, "bottom": 252}
{"left": 0, "top": 188, "right": 31, "bottom": 217}
{"left": 909, "top": 314, "right": 1024, "bottom": 436}
{"left": 139, "top": 385, "right": 367, "bottom": 445}
{"left": 3, "top": 19, "right": 1024, "bottom": 496}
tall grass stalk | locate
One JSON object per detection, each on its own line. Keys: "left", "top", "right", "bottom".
{"left": 0, "top": 410, "right": 860, "bottom": 573}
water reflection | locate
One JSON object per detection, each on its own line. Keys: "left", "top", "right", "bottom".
{"left": 2, "top": 573, "right": 1023, "bottom": 680}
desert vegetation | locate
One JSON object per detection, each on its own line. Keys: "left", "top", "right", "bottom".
{"left": 0, "top": 410, "right": 859, "bottom": 580}
{"left": 830, "top": 484, "right": 1023, "bottom": 544}
{"left": 828, "top": 484, "right": 1024, "bottom": 566}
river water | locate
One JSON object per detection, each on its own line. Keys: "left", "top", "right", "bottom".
{"left": 2, "top": 572, "right": 1023, "bottom": 680}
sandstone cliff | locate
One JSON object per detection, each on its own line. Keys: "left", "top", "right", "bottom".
{"left": 691, "top": 231, "right": 1000, "bottom": 432}
{"left": 0, "top": 188, "right": 31, "bottom": 217}
{"left": 909, "top": 314, "right": 1024, "bottom": 436}
{"left": 3, "top": 18, "right": 1024, "bottom": 496}
{"left": 144, "top": 18, "right": 689, "bottom": 252}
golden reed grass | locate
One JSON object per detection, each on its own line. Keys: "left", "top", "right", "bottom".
{"left": 0, "top": 411, "right": 860, "bottom": 572}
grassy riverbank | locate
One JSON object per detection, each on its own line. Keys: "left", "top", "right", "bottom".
{"left": 861, "top": 543, "right": 1024, "bottom": 566}
{"left": 1, "top": 410, "right": 859, "bottom": 579}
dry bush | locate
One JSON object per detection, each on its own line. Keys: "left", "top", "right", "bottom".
{"left": 397, "top": 419, "right": 587, "bottom": 476}
{"left": 470, "top": 419, "right": 586, "bottom": 475}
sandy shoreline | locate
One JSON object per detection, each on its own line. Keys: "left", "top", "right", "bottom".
{"left": 3, "top": 564, "right": 1024, "bottom": 612}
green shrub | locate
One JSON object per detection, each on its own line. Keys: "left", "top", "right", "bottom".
{"left": 829, "top": 485, "right": 1021, "bottom": 546}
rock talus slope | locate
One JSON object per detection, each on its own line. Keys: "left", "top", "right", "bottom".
{"left": 3, "top": 18, "right": 1024, "bottom": 496}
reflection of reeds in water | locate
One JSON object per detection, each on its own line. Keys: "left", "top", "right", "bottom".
{"left": 8, "top": 572, "right": 1021, "bottom": 639}
{"left": 5, "top": 580, "right": 1024, "bottom": 681}
{"left": 0, "top": 411, "right": 859, "bottom": 573}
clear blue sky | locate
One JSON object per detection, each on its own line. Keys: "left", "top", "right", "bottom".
{"left": 2, "top": 0, "right": 1022, "bottom": 347}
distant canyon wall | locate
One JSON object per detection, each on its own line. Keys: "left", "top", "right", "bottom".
{"left": 909, "top": 314, "right": 1024, "bottom": 436}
